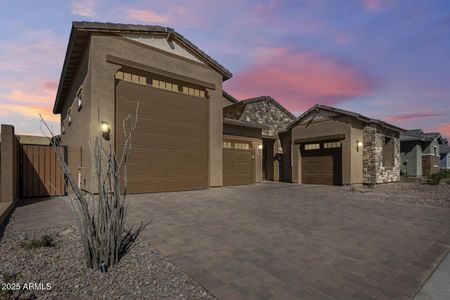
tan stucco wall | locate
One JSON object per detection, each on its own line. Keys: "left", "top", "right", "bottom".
{"left": 60, "top": 42, "right": 92, "bottom": 189}
{"left": 289, "top": 117, "right": 365, "bottom": 185}
{"left": 86, "top": 34, "right": 224, "bottom": 190}
{"left": 349, "top": 123, "right": 364, "bottom": 184}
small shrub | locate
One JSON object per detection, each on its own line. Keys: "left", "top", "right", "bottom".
{"left": 426, "top": 171, "right": 450, "bottom": 185}
{"left": 20, "top": 235, "right": 55, "bottom": 250}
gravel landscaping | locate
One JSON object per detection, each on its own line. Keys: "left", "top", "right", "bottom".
{"left": 343, "top": 181, "right": 450, "bottom": 207}
{"left": 0, "top": 217, "right": 215, "bottom": 299}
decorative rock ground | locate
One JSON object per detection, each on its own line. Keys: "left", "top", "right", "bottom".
{"left": 0, "top": 222, "right": 215, "bottom": 299}
{"left": 343, "top": 181, "right": 450, "bottom": 208}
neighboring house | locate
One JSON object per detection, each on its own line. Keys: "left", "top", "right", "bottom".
{"left": 53, "top": 21, "right": 266, "bottom": 193}
{"left": 400, "top": 130, "right": 443, "bottom": 177}
{"left": 223, "top": 96, "right": 296, "bottom": 181}
{"left": 16, "top": 135, "right": 50, "bottom": 146}
{"left": 280, "top": 104, "right": 404, "bottom": 185}
{"left": 439, "top": 138, "right": 450, "bottom": 170}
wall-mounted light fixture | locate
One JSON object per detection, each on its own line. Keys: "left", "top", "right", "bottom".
{"left": 357, "top": 140, "right": 363, "bottom": 152}
{"left": 258, "top": 144, "right": 263, "bottom": 151}
{"left": 100, "top": 121, "right": 111, "bottom": 140}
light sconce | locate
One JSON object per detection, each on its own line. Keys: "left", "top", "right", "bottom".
{"left": 100, "top": 121, "right": 111, "bottom": 140}
{"left": 258, "top": 144, "right": 263, "bottom": 151}
{"left": 357, "top": 140, "right": 363, "bottom": 152}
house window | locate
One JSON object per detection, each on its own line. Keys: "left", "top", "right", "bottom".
{"left": 324, "top": 142, "right": 341, "bottom": 149}
{"left": 235, "top": 143, "right": 250, "bottom": 150}
{"left": 76, "top": 87, "right": 82, "bottom": 110}
{"left": 304, "top": 143, "right": 320, "bottom": 150}
{"left": 115, "top": 71, "right": 147, "bottom": 85}
{"left": 223, "top": 142, "right": 232, "bottom": 149}
{"left": 434, "top": 146, "right": 438, "bottom": 156}
{"left": 182, "top": 86, "right": 205, "bottom": 98}
{"left": 383, "top": 137, "right": 395, "bottom": 168}
{"left": 67, "top": 109, "right": 72, "bottom": 126}
{"left": 152, "top": 79, "right": 178, "bottom": 92}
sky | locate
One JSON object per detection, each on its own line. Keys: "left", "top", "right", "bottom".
{"left": 0, "top": 0, "right": 449, "bottom": 139}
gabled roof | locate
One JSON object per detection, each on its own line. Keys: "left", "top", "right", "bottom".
{"left": 288, "top": 104, "right": 405, "bottom": 132}
{"left": 225, "top": 96, "right": 296, "bottom": 120}
{"left": 400, "top": 129, "right": 442, "bottom": 143}
{"left": 222, "top": 91, "right": 239, "bottom": 103}
{"left": 53, "top": 21, "right": 232, "bottom": 113}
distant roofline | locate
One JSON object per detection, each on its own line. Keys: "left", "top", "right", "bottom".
{"left": 224, "top": 95, "right": 296, "bottom": 120}
{"left": 288, "top": 104, "right": 405, "bottom": 132}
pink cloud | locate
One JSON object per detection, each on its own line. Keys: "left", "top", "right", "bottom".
{"left": 363, "top": 0, "right": 391, "bottom": 12}
{"left": 0, "top": 103, "right": 59, "bottom": 123}
{"left": 436, "top": 123, "right": 450, "bottom": 139}
{"left": 385, "top": 112, "right": 444, "bottom": 121}
{"left": 225, "top": 47, "right": 373, "bottom": 111}
{"left": 71, "top": 0, "right": 98, "bottom": 17}
{"left": 126, "top": 8, "right": 171, "bottom": 23}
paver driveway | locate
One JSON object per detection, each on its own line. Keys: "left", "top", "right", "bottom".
{"left": 9, "top": 182, "right": 450, "bottom": 299}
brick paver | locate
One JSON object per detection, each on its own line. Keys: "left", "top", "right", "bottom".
{"left": 7, "top": 183, "right": 450, "bottom": 299}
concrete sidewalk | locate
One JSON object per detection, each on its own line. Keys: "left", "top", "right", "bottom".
{"left": 415, "top": 252, "right": 450, "bottom": 300}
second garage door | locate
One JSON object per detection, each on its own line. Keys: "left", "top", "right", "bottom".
{"left": 223, "top": 140, "right": 254, "bottom": 186}
{"left": 115, "top": 79, "right": 209, "bottom": 193}
{"left": 300, "top": 141, "right": 342, "bottom": 185}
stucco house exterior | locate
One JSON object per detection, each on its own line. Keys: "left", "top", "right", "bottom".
{"left": 53, "top": 21, "right": 268, "bottom": 193}
{"left": 400, "top": 130, "right": 443, "bottom": 177}
{"left": 54, "top": 21, "right": 408, "bottom": 193}
{"left": 439, "top": 138, "right": 450, "bottom": 170}
{"left": 280, "top": 105, "right": 404, "bottom": 185}
{"left": 223, "top": 96, "right": 296, "bottom": 181}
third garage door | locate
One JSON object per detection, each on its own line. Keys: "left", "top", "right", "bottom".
{"left": 301, "top": 141, "right": 342, "bottom": 185}
{"left": 223, "top": 140, "right": 254, "bottom": 186}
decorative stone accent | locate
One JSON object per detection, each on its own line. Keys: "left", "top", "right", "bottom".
{"left": 224, "top": 100, "right": 294, "bottom": 138}
{"left": 363, "top": 125, "right": 401, "bottom": 184}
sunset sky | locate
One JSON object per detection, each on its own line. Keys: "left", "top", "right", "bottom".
{"left": 0, "top": 0, "right": 449, "bottom": 138}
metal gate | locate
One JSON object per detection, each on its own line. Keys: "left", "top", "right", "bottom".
{"left": 20, "top": 145, "right": 66, "bottom": 198}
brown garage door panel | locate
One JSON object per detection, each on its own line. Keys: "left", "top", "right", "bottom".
{"left": 223, "top": 148, "right": 254, "bottom": 186}
{"left": 301, "top": 147, "right": 342, "bottom": 185}
{"left": 116, "top": 80, "right": 208, "bottom": 193}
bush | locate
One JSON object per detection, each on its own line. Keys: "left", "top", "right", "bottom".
{"left": 20, "top": 235, "right": 55, "bottom": 250}
{"left": 426, "top": 171, "right": 450, "bottom": 185}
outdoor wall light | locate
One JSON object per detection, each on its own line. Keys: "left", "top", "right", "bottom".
{"left": 258, "top": 144, "right": 263, "bottom": 150}
{"left": 100, "top": 121, "right": 111, "bottom": 140}
{"left": 357, "top": 140, "right": 363, "bottom": 152}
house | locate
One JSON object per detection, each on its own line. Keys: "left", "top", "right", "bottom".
{"left": 223, "top": 96, "right": 296, "bottom": 181}
{"left": 280, "top": 104, "right": 404, "bottom": 185}
{"left": 439, "top": 138, "right": 450, "bottom": 170}
{"left": 53, "top": 21, "right": 267, "bottom": 193}
{"left": 400, "top": 130, "right": 443, "bottom": 177}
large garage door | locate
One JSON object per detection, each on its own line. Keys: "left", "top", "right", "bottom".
{"left": 115, "top": 80, "right": 208, "bottom": 193}
{"left": 223, "top": 140, "right": 254, "bottom": 186}
{"left": 301, "top": 141, "right": 342, "bottom": 185}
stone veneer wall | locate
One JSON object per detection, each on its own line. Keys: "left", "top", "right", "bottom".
{"left": 363, "top": 125, "right": 401, "bottom": 184}
{"left": 239, "top": 101, "right": 294, "bottom": 137}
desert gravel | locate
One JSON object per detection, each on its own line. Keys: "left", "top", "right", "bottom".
{"left": 0, "top": 221, "right": 215, "bottom": 300}
{"left": 342, "top": 181, "right": 450, "bottom": 207}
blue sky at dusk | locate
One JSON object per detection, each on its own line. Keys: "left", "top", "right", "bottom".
{"left": 0, "top": 0, "right": 449, "bottom": 138}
